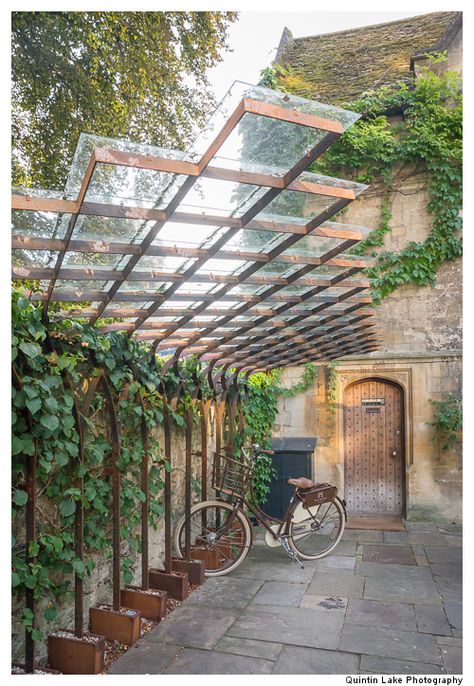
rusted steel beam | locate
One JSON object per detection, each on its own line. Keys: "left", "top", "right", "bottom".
{"left": 162, "top": 402, "right": 173, "bottom": 575}
{"left": 242, "top": 97, "right": 344, "bottom": 133}
{"left": 184, "top": 406, "right": 193, "bottom": 560}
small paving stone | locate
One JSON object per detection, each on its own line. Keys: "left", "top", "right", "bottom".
{"left": 362, "top": 545, "right": 415, "bottom": 565}
{"left": 300, "top": 595, "right": 348, "bottom": 611}
{"left": 331, "top": 541, "right": 357, "bottom": 556}
{"left": 407, "top": 533, "right": 448, "bottom": 546}
{"left": 440, "top": 645, "right": 462, "bottom": 673}
{"left": 164, "top": 647, "right": 274, "bottom": 674}
{"left": 339, "top": 623, "right": 441, "bottom": 663}
{"left": 307, "top": 571, "right": 365, "bottom": 599}
{"left": 251, "top": 581, "right": 308, "bottom": 607}
{"left": 364, "top": 575, "right": 440, "bottom": 604}
{"left": 183, "top": 576, "right": 263, "bottom": 610}
{"left": 435, "top": 576, "right": 462, "bottom": 603}
{"left": 273, "top": 645, "right": 359, "bottom": 674}
{"left": 315, "top": 555, "right": 356, "bottom": 571}
{"left": 346, "top": 598, "right": 417, "bottom": 631}
{"left": 360, "top": 655, "right": 444, "bottom": 674}
{"left": 425, "top": 545, "right": 462, "bottom": 565}
{"left": 342, "top": 529, "right": 383, "bottom": 543}
{"left": 437, "top": 636, "right": 462, "bottom": 647}
{"left": 214, "top": 636, "right": 283, "bottom": 661}
{"left": 227, "top": 604, "right": 344, "bottom": 650}
{"left": 146, "top": 605, "right": 237, "bottom": 649}
{"left": 405, "top": 521, "right": 438, "bottom": 533}
{"left": 109, "top": 642, "right": 180, "bottom": 674}
{"left": 415, "top": 604, "right": 451, "bottom": 635}
{"left": 383, "top": 531, "right": 409, "bottom": 544}
{"left": 444, "top": 600, "right": 462, "bottom": 630}
{"left": 442, "top": 534, "right": 462, "bottom": 547}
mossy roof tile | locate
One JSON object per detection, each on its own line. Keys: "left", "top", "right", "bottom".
{"left": 277, "top": 12, "right": 459, "bottom": 103}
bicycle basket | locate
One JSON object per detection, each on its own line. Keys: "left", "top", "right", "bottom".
{"left": 298, "top": 483, "right": 337, "bottom": 508}
{"left": 212, "top": 452, "right": 252, "bottom": 498}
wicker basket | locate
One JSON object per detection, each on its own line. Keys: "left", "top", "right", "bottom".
{"left": 212, "top": 452, "right": 252, "bottom": 498}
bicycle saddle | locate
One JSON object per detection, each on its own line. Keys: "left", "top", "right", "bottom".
{"left": 288, "top": 477, "right": 315, "bottom": 489}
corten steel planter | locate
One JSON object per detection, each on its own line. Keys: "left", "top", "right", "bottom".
{"left": 171, "top": 557, "right": 206, "bottom": 585}
{"left": 148, "top": 568, "right": 189, "bottom": 601}
{"left": 89, "top": 606, "right": 141, "bottom": 646}
{"left": 47, "top": 630, "right": 105, "bottom": 674}
{"left": 121, "top": 586, "right": 167, "bottom": 622}
{"left": 189, "top": 546, "right": 220, "bottom": 570}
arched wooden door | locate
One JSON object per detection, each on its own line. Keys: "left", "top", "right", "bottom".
{"left": 343, "top": 378, "right": 405, "bottom": 515}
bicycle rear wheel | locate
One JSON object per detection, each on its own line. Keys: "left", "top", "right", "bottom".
{"left": 174, "top": 500, "right": 252, "bottom": 577}
{"left": 288, "top": 497, "right": 345, "bottom": 560}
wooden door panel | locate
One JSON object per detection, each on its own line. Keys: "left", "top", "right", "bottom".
{"left": 344, "top": 379, "right": 404, "bottom": 515}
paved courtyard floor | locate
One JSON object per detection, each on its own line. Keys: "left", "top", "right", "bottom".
{"left": 110, "top": 521, "right": 462, "bottom": 674}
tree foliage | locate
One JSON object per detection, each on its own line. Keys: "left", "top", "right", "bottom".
{"left": 12, "top": 11, "right": 237, "bottom": 188}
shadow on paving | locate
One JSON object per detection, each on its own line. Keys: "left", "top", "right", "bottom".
{"left": 109, "top": 521, "right": 462, "bottom": 675}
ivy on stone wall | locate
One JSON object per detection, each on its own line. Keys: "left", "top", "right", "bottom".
{"left": 261, "top": 58, "right": 462, "bottom": 302}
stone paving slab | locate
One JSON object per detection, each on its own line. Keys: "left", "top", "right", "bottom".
{"left": 425, "top": 545, "right": 462, "bottom": 565}
{"left": 415, "top": 603, "right": 452, "bottom": 636}
{"left": 339, "top": 623, "right": 441, "bottom": 663}
{"left": 330, "top": 541, "right": 358, "bottom": 556}
{"left": 430, "top": 562, "right": 462, "bottom": 578}
{"left": 363, "top": 574, "right": 440, "bottom": 604}
{"left": 405, "top": 521, "right": 438, "bottom": 533}
{"left": 227, "top": 604, "right": 344, "bottom": 650}
{"left": 145, "top": 605, "right": 237, "bottom": 649}
{"left": 213, "top": 636, "right": 283, "bottom": 660}
{"left": 342, "top": 529, "right": 384, "bottom": 543}
{"left": 356, "top": 560, "right": 434, "bottom": 580}
{"left": 439, "top": 645, "right": 462, "bottom": 673}
{"left": 272, "top": 645, "right": 359, "bottom": 674}
{"left": 360, "top": 655, "right": 445, "bottom": 674}
{"left": 444, "top": 600, "right": 462, "bottom": 631}
{"left": 345, "top": 598, "right": 417, "bottom": 632}
{"left": 362, "top": 545, "right": 416, "bottom": 565}
{"left": 183, "top": 576, "right": 263, "bottom": 609}
{"left": 109, "top": 642, "right": 180, "bottom": 674}
{"left": 251, "top": 581, "right": 308, "bottom": 607}
{"left": 315, "top": 555, "right": 356, "bottom": 571}
{"left": 307, "top": 570, "right": 365, "bottom": 599}
{"left": 443, "top": 534, "right": 462, "bottom": 547}
{"left": 231, "top": 558, "right": 317, "bottom": 583}
{"left": 164, "top": 647, "right": 274, "bottom": 674}
{"left": 300, "top": 595, "right": 348, "bottom": 611}
{"left": 435, "top": 576, "right": 462, "bottom": 603}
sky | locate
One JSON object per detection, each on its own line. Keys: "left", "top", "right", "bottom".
{"left": 207, "top": 11, "right": 428, "bottom": 102}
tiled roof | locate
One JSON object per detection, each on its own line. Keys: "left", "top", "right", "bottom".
{"left": 275, "top": 12, "right": 461, "bottom": 104}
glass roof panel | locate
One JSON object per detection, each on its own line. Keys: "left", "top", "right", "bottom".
{"left": 85, "top": 163, "right": 187, "bottom": 209}
{"left": 72, "top": 215, "right": 152, "bottom": 244}
{"left": 12, "top": 249, "right": 58, "bottom": 268}
{"left": 62, "top": 251, "right": 130, "bottom": 271}
{"left": 177, "top": 177, "right": 267, "bottom": 217}
{"left": 12, "top": 210, "right": 71, "bottom": 240}
{"left": 135, "top": 255, "right": 196, "bottom": 273}
{"left": 151, "top": 222, "right": 225, "bottom": 249}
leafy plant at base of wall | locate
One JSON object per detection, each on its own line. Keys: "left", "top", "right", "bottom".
{"left": 325, "top": 363, "right": 338, "bottom": 415}
{"left": 263, "top": 61, "right": 462, "bottom": 303}
{"left": 429, "top": 394, "right": 462, "bottom": 451}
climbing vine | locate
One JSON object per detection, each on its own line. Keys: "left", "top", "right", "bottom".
{"left": 430, "top": 393, "right": 462, "bottom": 452}
{"left": 261, "top": 59, "right": 462, "bottom": 302}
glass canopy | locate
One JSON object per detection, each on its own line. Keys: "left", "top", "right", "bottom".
{"left": 11, "top": 81, "right": 380, "bottom": 371}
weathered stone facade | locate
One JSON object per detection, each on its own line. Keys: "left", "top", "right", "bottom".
{"left": 273, "top": 13, "right": 462, "bottom": 524}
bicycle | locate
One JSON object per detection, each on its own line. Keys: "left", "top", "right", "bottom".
{"left": 174, "top": 443, "right": 346, "bottom": 576}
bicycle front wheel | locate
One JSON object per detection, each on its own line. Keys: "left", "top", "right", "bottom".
{"left": 174, "top": 500, "right": 252, "bottom": 577}
{"left": 288, "top": 497, "right": 345, "bottom": 560}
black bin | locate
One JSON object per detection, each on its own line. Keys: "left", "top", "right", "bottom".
{"left": 265, "top": 438, "right": 317, "bottom": 519}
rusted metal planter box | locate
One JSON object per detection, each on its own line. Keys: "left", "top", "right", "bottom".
{"left": 171, "top": 557, "right": 206, "bottom": 585}
{"left": 148, "top": 568, "right": 189, "bottom": 600}
{"left": 89, "top": 606, "right": 141, "bottom": 645}
{"left": 121, "top": 586, "right": 167, "bottom": 622}
{"left": 189, "top": 546, "right": 220, "bottom": 569}
{"left": 47, "top": 630, "right": 105, "bottom": 674}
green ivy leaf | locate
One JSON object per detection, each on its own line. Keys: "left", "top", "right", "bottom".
{"left": 12, "top": 572, "right": 21, "bottom": 588}
{"left": 44, "top": 606, "right": 57, "bottom": 622}
{"left": 31, "top": 629, "right": 44, "bottom": 642}
{"left": 40, "top": 414, "right": 59, "bottom": 432}
{"left": 19, "top": 342, "right": 42, "bottom": 359}
{"left": 72, "top": 559, "right": 85, "bottom": 578}
{"left": 59, "top": 499, "right": 76, "bottom": 517}
{"left": 26, "top": 398, "right": 42, "bottom": 415}
{"left": 13, "top": 489, "right": 28, "bottom": 506}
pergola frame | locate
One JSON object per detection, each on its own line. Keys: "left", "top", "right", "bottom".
{"left": 12, "top": 85, "right": 381, "bottom": 370}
